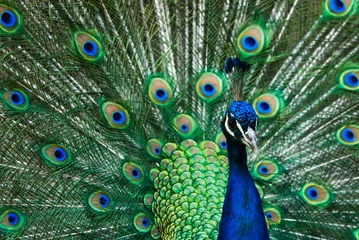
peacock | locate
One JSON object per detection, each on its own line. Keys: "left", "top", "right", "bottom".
{"left": 1, "top": 0, "right": 359, "bottom": 239}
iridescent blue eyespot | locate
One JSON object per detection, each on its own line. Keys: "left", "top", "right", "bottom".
{"left": 341, "top": 128, "right": 355, "bottom": 142}
{"left": 196, "top": 72, "right": 225, "bottom": 102}
{"left": 10, "top": 91, "right": 24, "bottom": 106}
{"left": 142, "top": 217, "right": 149, "bottom": 227}
{"left": 98, "top": 194, "right": 110, "bottom": 208}
{"left": 180, "top": 124, "right": 189, "bottom": 133}
{"left": 7, "top": 213, "right": 19, "bottom": 226}
{"left": 102, "top": 102, "right": 129, "bottom": 129}
{"left": 53, "top": 147, "right": 67, "bottom": 162}
{"left": 154, "top": 147, "right": 161, "bottom": 155}
{"left": 258, "top": 165, "right": 269, "bottom": 175}
{"left": 147, "top": 77, "right": 173, "bottom": 105}
{"left": 88, "top": 191, "right": 112, "bottom": 212}
{"left": 237, "top": 25, "right": 265, "bottom": 58}
{"left": 256, "top": 101, "right": 272, "bottom": 114}
{"left": 329, "top": 0, "right": 346, "bottom": 13}
{"left": 1, "top": 89, "right": 29, "bottom": 110}
{"left": 154, "top": 88, "right": 168, "bottom": 101}
{"left": 0, "top": 7, "right": 21, "bottom": 33}
{"left": 265, "top": 212, "right": 272, "bottom": 221}
{"left": 301, "top": 183, "right": 331, "bottom": 207}
{"left": 306, "top": 187, "right": 318, "bottom": 200}
{"left": 41, "top": 144, "right": 72, "bottom": 167}
{"left": 216, "top": 133, "right": 227, "bottom": 152}
{"left": 254, "top": 160, "right": 279, "bottom": 181}
{"left": 123, "top": 162, "right": 144, "bottom": 184}
{"left": 337, "top": 125, "right": 359, "bottom": 145}
{"left": 0, "top": 210, "right": 25, "bottom": 231}
{"left": 219, "top": 141, "right": 227, "bottom": 149}
{"left": 74, "top": 32, "right": 103, "bottom": 61}
{"left": 264, "top": 208, "right": 281, "bottom": 225}
{"left": 134, "top": 213, "right": 151, "bottom": 232}
{"left": 201, "top": 83, "right": 216, "bottom": 97}
{"left": 174, "top": 114, "right": 197, "bottom": 137}
{"left": 112, "top": 110, "right": 126, "bottom": 125}
{"left": 146, "top": 139, "right": 163, "bottom": 159}
{"left": 241, "top": 36, "right": 258, "bottom": 51}
{"left": 82, "top": 40, "right": 98, "bottom": 57}
{"left": 132, "top": 168, "right": 141, "bottom": 179}
{"left": 253, "top": 93, "right": 281, "bottom": 118}
{"left": 344, "top": 73, "right": 359, "bottom": 88}
{"left": 0, "top": 10, "right": 16, "bottom": 28}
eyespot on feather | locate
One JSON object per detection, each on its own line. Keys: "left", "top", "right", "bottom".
{"left": 253, "top": 93, "right": 281, "bottom": 118}
{"left": 237, "top": 25, "right": 266, "bottom": 58}
{"left": 147, "top": 77, "right": 173, "bottom": 105}
{"left": 146, "top": 139, "right": 163, "bottom": 159}
{"left": 338, "top": 70, "right": 359, "bottom": 91}
{"left": 133, "top": 213, "right": 151, "bottom": 232}
{"left": 1, "top": 89, "right": 29, "bottom": 110}
{"left": 88, "top": 191, "right": 112, "bottom": 212}
{"left": 173, "top": 114, "right": 198, "bottom": 137}
{"left": 196, "top": 72, "right": 225, "bottom": 102}
{"left": 253, "top": 160, "right": 279, "bottom": 181}
{"left": 299, "top": 183, "right": 331, "bottom": 207}
{"left": 0, "top": 210, "right": 25, "bottom": 232}
{"left": 0, "top": 6, "right": 21, "bottom": 33}
{"left": 40, "top": 144, "right": 72, "bottom": 167}
{"left": 144, "top": 194, "right": 154, "bottom": 206}
{"left": 101, "top": 101, "right": 130, "bottom": 129}
{"left": 162, "top": 142, "right": 178, "bottom": 157}
{"left": 151, "top": 225, "right": 161, "bottom": 239}
{"left": 325, "top": 0, "right": 354, "bottom": 16}
{"left": 337, "top": 125, "right": 359, "bottom": 145}
{"left": 215, "top": 132, "right": 227, "bottom": 152}
{"left": 150, "top": 168, "right": 159, "bottom": 182}
{"left": 123, "top": 162, "right": 144, "bottom": 184}
{"left": 264, "top": 207, "right": 281, "bottom": 225}
{"left": 74, "top": 31, "right": 103, "bottom": 61}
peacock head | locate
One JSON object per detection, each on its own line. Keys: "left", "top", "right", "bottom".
{"left": 221, "top": 101, "right": 258, "bottom": 153}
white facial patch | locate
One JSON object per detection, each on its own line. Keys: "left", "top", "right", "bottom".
{"left": 246, "top": 126, "right": 257, "bottom": 143}
{"left": 225, "top": 115, "right": 258, "bottom": 153}
{"left": 225, "top": 114, "right": 235, "bottom": 138}
{"left": 235, "top": 120, "right": 258, "bottom": 154}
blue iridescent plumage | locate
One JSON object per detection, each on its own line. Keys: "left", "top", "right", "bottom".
{"left": 219, "top": 101, "right": 269, "bottom": 239}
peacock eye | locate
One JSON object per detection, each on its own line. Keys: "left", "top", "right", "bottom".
{"left": 228, "top": 118, "right": 237, "bottom": 130}
{"left": 0, "top": 210, "right": 25, "bottom": 231}
{"left": 0, "top": 6, "right": 21, "bottom": 33}
{"left": 88, "top": 191, "right": 112, "bottom": 212}
{"left": 40, "top": 144, "right": 72, "bottom": 167}
{"left": 74, "top": 32, "right": 103, "bottom": 61}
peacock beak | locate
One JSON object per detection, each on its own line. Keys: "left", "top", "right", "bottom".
{"left": 224, "top": 114, "right": 259, "bottom": 154}
{"left": 241, "top": 126, "right": 258, "bottom": 154}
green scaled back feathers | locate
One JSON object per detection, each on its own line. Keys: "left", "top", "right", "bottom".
{"left": 1, "top": 0, "right": 359, "bottom": 239}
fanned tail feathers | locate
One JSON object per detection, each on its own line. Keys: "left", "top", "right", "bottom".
{"left": 0, "top": 0, "right": 359, "bottom": 239}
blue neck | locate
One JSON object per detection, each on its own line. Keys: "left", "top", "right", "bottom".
{"left": 218, "top": 140, "right": 269, "bottom": 240}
